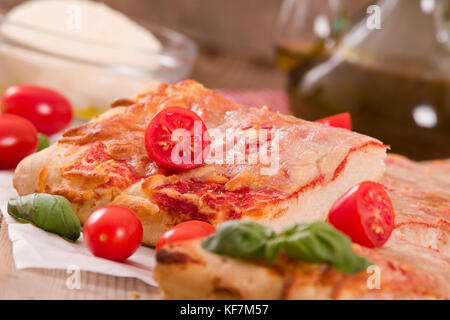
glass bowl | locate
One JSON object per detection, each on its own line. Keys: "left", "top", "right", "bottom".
{"left": 0, "top": 13, "right": 197, "bottom": 119}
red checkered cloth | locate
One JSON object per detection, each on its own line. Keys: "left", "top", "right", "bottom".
{"left": 217, "top": 89, "right": 290, "bottom": 115}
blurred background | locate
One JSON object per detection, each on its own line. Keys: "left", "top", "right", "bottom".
{"left": 2, "top": 0, "right": 289, "bottom": 89}
{"left": 0, "top": 0, "right": 448, "bottom": 159}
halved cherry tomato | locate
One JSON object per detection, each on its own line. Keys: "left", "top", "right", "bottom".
{"left": 83, "top": 205, "right": 143, "bottom": 262}
{"left": 145, "top": 106, "right": 210, "bottom": 170}
{"left": 0, "top": 114, "right": 38, "bottom": 169}
{"left": 156, "top": 220, "right": 216, "bottom": 252}
{"left": 1, "top": 85, "right": 72, "bottom": 135}
{"left": 328, "top": 181, "right": 395, "bottom": 248}
{"left": 316, "top": 112, "right": 352, "bottom": 130}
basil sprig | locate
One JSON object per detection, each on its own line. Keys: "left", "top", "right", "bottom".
{"left": 8, "top": 193, "right": 81, "bottom": 241}
{"left": 281, "top": 222, "right": 372, "bottom": 273}
{"left": 202, "top": 221, "right": 274, "bottom": 260}
{"left": 36, "top": 133, "right": 50, "bottom": 152}
{"left": 202, "top": 221, "right": 372, "bottom": 274}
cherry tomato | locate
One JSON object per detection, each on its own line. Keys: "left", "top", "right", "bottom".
{"left": 316, "top": 112, "right": 352, "bottom": 130}
{"left": 1, "top": 85, "right": 72, "bottom": 135}
{"left": 328, "top": 181, "right": 395, "bottom": 248}
{"left": 156, "top": 220, "right": 216, "bottom": 252}
{"left": 83, "top": 205, "right": 143, "bottom": 262}
{"left": 0, "top": 114, "right": 38, "bottom": 169}
{"left": 145, "top": 106, "right": 210, "bottom": 170}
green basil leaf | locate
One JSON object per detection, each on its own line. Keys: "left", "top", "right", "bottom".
{"left": 264, "top": 237, "right": 284, "bottom": 265}
{"left": 202, "top": 220, "right": 274, "bottom": 260}
{"left": 202, "top": 220, "right": 371, "bottom": 274}
{"left": 8, "top": 193, "right": 81, "bottom": 241}
{"left": 36, "top": 133, "right": 50, "bottom": 152}
{"left": 283, "top": 222, "right": 372, "bottom": 274}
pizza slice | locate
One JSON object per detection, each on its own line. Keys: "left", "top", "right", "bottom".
{"left": 13, "top": 80, "right": 387, "bottom": 245}
{"left": 154, "top": 155, "right": 450, "bottom": 299}
{"left": 154, "top": 234, "right": 450, "bottom": 299}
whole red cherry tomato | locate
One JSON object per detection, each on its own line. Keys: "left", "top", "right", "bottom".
{"left": 316, "top": 112, "right": 352, "bottom": 130}
{"left": 328, "top": 181, "right": 395, "bottom": 248}
{"left": 156, "top": 220, "right": 216, "bottom": 252}
{"left": 145, "top": 106, "right": 210, "bottom": 170}
{"left": 1, "top": 85, "right": 72, "bottom": 135}
{"left": 0, "top": 114, "right": 38, "bottom": 169}
{"left": 83, "top": 205, "right": 143, "bottom": 262}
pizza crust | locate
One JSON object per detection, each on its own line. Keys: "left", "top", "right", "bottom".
{"left": 14, "top": 143, "right": 87, "bottom": 195}
{"left": 154, "top": 240, "right": 449, "bottom": 300}
{"left": 154, "top": 238, "right": 449, "bottom": 300}
{"left": 13, "top": 106, "right": 129, "bottom": 220}
{"left": 12, "top": 80, "right": 387, "bottom": 246}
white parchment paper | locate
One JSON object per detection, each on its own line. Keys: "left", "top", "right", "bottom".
{"left": 0, "top": 170, "right": 157, "bottom": 286}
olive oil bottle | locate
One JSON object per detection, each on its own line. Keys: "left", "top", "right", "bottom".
{"left": 276, "top": 0, "right": 450, "bottom": 160}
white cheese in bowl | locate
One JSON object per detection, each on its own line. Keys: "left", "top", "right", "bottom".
{"left": 3, "top": 0, "right": 162, "bottom": 67}
{"left": 0, "top": 0, "right": 164, "bottom": 119}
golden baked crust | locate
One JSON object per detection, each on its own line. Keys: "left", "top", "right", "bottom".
{"left": 154, "top": 236, "right": 450, "bottom": 300}
{"left": 13, "top": 80, "right": 386, "bottom": 245}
